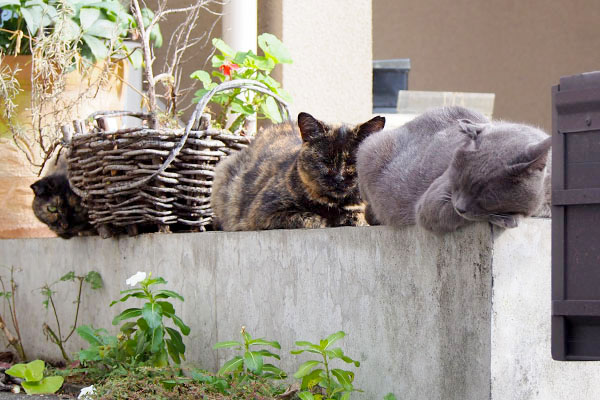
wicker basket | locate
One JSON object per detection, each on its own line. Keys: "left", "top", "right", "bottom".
{"left": 63, "top": 80, "right": 291, "bottom": 236}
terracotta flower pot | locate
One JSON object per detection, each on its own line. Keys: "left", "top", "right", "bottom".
{"left": 0, "top": 55, "right": 129, "bottom": 238}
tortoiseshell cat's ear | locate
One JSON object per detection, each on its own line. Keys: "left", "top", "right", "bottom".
{"left": 356, "top": 116, "right": 386, "bottom": 141}
{"left": 298, "top": 112, "right": 325, "bottom": 142}
{"left": 30, "top": 180, "right": 47, "bottom": 196}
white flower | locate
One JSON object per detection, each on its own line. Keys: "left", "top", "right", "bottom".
{"left": 126, "top": 271, "right": 147, "bottom": 287}
{"left": 78, "top": 385, "right": 96, "bottom": 399}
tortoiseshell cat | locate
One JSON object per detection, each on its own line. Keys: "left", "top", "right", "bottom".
{"left": 211, "top": 112, "right": 386, "bottom": 230}
{"left": 31, "top": 161, "right": 95, "bottom": 239}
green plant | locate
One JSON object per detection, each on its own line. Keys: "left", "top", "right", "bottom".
{"left": 5, "top": 359, "right": 64, "bottom": 395}
{"left": 190, "top": 33, "right": 293, "bottom": 132}
{"left": 0, "top": 0, "right": 161, "bottom": 63}
{"left": 78, "top": 271, "right": 190, "bottom": 369}
{"left": 41, "top": 270, "right": 103, "bottom": 362}
{"left": 214, "top": 326, "right": 286, "bottom": 380}
{"left": 292, "top": 331, "right": 361, "bottom": 400}
{"left": 0, "top": 266, "right": 26, "bottom": 361}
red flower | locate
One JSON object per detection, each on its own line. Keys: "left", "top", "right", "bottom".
{"left": 219, "top": 61, "right": 240, "bottom": 77}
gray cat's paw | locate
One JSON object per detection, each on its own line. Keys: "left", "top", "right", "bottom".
{"left": 489, "top": 215, "right": 519, "bottom": 229}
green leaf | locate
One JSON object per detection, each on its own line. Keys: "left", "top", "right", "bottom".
{"left": 324, "top": 331, "right": 345, "bottom": 349}
{"left": 137, "top": 316, "right": 149, "bottom": 332}
{"left": 157, "top": 301, "right": 175, "bottom": 317}
{"left": 298, "top": 392, "right": 315, "bottom": 400}
{"left": 142, "top": 302, "right": 163, "bottom": 329}
{"left": 165, "top": 327, "right": 185, "bottom": 354}
{"left": 260, "top": 96, "right": 283, "bottom": 123}
{"left": 22, "top": 376, "right": 64, "bottom": 395}
{"left": 325, "top": 347, "right": 343, "bottom": 360}
{"left": 84, "top": 271, "right": 103, "bottom": 289}
{"left": 59, "top": 271, "right": 75, "bottom": 281}
{"left": 295, "top": 341, "right": 315, "bottom": 347}
{"left": 217, "top": 356, "right": 243, "bottom": 375}
{"left": 128, "top": 48, "right": 143, "bottom": 69}
{"left": 112, "top": 307, "right": 142, "bottom": 325}
{"left": 154, "top": 346, "right": 169, "bottom": 367}
{"left": 78, "top": 348, "right": 101, "bottom": 363}
{"left": 300, "top": 368, "right": 324, "bottom": 390}
{"left": 258, "top": 33, "right": 292, "bottom": 64}
{"left": 150, "top": 326, "right": 163, "bottom": 353}
{"left": 76, "top": 325, "right": 102, "bottom": 346}
{"left": 171, "top": 314, "right": 190, "bottom": 336}
{"left": 293, "top": 360, "right": 321, "bottom": 379}
{"left": 82, "top": 33, "right": 108, "bottom": 61}
{"left": 119, "top": 321, "right": 137, "bottom": 334}
{"left": 79, "top": 7, "right": 100, "bottom": 31}
{"left": 213, "top": 340, "right": 242, "bottom": 349}
{"left": 331, "top": 369, "right": 354, "bottom": 390}
{"left": 248, "top": 338, "right": 280, "bottom": 349}
{"left": 190, "top": 70, "right": 212, "bottom": 88}
{"left": 384, "top": 393, "right": 397, "bottom": 400}
{"left": 109, "top": 291, "right": 147, "bottom": 306}
{"left": 340, "top": 354, "right": 360, "bottom": 367}
{"left": 212, "top": 37, "right": 234, "bottom": 57}
{"left": 86, "top": 19, "right": 119, "bottom": 39}
{"left": 5, "top": 364, "right": 26, "bottom": 379}
{"left": 154, "top": 289, "right": 184, "bottom": 301}
{"left": 247, "top": 54, "right": 275, "bottom": 71}
{"left": 212, "top": 70, "right": 226, "bottom": 82}
{"left": 231, "top": 100, "right": 255, "bottom": 116}
{"left": 262, "top": 363, "right": 287, "bottom": 379}
{"left": 146, "top": 277, "right": 167, "bottom": 286}
{"left": 20, "top": 7, "right": 40, "bottom": 36}
{"left": 24, "top": 360, "right": 44, "bottom": 382}
{"left": 166, "top": 339, "right": 181, "bottom": 365}
{"left": 243, "top": 351, "right": 263, "bottom": 374}
{"left": 254, "top": 349, "right": 280, "bottom": 360}
{"left": 340, "top": 393, "right": 351, "bottom": 400}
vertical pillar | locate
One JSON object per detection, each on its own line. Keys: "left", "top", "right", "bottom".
{"left": 222, "top": 0, "right": 257, "bottom": 53}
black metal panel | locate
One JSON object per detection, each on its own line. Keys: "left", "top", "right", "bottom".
{"left": 552, "top": 71, "right": 600, "bottom": 361}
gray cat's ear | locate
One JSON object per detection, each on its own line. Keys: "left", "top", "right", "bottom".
{"left": 458, "top": 119, "right": 486, "bottom": 140}
{"left": 356, "top": 116, "right": 386, "bottom": 141}
{"left": 298, "top": 112, "right": 325, "bottom": 142}
{"left": 508, "top": 136, "right": 552, "bottom": 174}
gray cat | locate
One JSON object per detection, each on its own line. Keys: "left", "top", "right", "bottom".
{"left": 357, "top": 106, "right": 551, "bottom": 233}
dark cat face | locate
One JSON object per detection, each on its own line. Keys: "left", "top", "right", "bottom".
{"left": 296, "top": 112, "right": 385, "bottom": 204}
{"left": 448, "top": 120, "right": 551, "bottom": 228}
{"left": 31, "top": 174, "right": 89, "bottom": 239}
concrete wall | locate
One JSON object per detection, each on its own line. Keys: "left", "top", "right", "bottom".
{"left": 2, "top": 219, "right": 600, "bottom": 399}
{"left": 373, "top": 0, "right": 600, "bottom": 132}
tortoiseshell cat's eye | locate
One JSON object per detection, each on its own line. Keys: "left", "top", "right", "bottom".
{"left": 47, "top": 205, "right": 57, "bottom": 213}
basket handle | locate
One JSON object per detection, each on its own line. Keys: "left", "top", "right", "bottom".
{"left": 102, "top": 80, "right": 293, "bottom": 194}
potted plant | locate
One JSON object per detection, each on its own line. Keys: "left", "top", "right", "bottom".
{"left": 63, "top": 0, "right": 293, "bottom": 236}
{"left": 0, "top": 0, "right": 161, "bottom": 237}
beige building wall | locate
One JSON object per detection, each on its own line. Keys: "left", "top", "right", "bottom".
{"left": 156, "top": 0, "right": 373, "bottom": 126}
{"left": 275, "top": 0, "right": 373, "bottom": 124}
{"left": 373, "top": 0, "right": 600, "bottom": 132}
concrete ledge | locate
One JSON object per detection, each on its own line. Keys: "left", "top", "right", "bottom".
{"left": 1, "top": 219, "right": 598, "bottom": 399}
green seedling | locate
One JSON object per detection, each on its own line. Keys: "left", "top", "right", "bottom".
{"left": 6, "top": 360, "right": 64, "bottom": 395}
